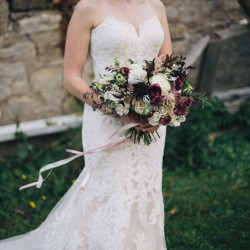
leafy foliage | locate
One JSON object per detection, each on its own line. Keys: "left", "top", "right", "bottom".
{"left": 164, "top": 97, "right": 250, "bottom": 172}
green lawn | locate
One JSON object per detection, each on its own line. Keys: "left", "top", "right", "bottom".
{"left": 163, "top": 169, "right": 249, "bottom": 250}
{"left": 0, "top": 98, "right": 249, "bottom": 249}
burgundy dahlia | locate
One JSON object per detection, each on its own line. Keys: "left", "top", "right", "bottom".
{"left": 183, "top": 96, "right": 193, "bottom": 108}
{"left": 148, "top": 84, "right": 162, "bottom": 100}
{"left": 160, "top": 115, "right": 172, "bottom": 125}
{"left": 174, "top": 76, "right": 184, "bottom": 91}
{"left": 151, "top": 96, "right": 164, "bottom": 106}
{"left": 174, "top": 103, "right": 187, "bottom": 116}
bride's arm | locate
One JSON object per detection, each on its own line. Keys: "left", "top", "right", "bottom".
{"left": 155, "top": 1, "right": 172, "bottom": 56}
{"left": 63, "top": 1, "right": 101, "bottom": 107}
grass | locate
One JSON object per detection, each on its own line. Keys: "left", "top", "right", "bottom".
{"left": 0, "top": 98, "right": 249, "bottom": 249}
{"left": 163, "top": 169, "right": 249, "bottom": 250}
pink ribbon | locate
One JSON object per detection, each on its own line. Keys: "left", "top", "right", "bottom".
{"left": 19, "top": 123, "right": 140, "bottom": 191}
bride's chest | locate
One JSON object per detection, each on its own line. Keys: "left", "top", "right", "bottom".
{"left": 90, "top": 16, "right": 164, "bottom": 59}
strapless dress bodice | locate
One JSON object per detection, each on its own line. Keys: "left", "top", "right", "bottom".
{"left": 90, "top": 15, "right": 164, "bottom": 76}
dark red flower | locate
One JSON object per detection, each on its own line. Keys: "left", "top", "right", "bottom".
{"left": 174, "top": 76, "right": 184, "bottom": 91}
{"left": 183, "top": 96, "right": 193, "bottom": 108}
{"left": 160, "top": 115, "right": 172, "bottom": 125}
{"left": 148, "top": 84, "right": 162, "bottom": 100}
{"left": 151, "top": 96, "right": 164, "bottom": 106}
{"left": 122, "top": 67, "right": 130, "bottom": 77}
{"left": 174, "top": 103, "right": 186, "bottom": 116}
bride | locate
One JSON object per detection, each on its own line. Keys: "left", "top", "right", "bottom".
{"left": 0, "top": 0, "right": 172, "bottom": 249}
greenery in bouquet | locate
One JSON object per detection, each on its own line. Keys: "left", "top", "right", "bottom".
{"left": 89, "top": 54, "right": 210, "bottom": 145}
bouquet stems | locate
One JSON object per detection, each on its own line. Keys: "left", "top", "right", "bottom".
{"left": 124, "top": 128, "right": 161, "bottom": 146}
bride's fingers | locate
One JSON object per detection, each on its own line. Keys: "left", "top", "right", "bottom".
{"left": 135, "top": 125, "right": 159, "bottom": 132}
{"left": 139, "top": 123, "right": 153, "bottom": 128}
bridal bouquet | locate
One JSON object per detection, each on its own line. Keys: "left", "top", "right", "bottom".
{"left": 88, "top": 54, "right": 209, "bottom": 145}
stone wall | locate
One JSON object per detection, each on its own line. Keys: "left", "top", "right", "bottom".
{"left": 163, "top": 0, "right": 247, "bottom": 54}
{"left": 0, "top": 0, "right": 68, "bottom": 125}
{"left": 0, "top": 0, "right": 247, "bottom": 125}
{"left": 162, "top": 0, "right": 249, "bottom": 93}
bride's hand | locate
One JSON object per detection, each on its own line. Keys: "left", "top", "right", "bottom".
{"left": 120, "top": 115, "right": 159, "bottom": 133}
{"left": 136, "top": 123, "right": 160, "bottom": 133}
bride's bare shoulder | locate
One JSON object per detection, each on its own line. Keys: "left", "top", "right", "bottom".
{"left": 72, "top": 0, "right": 102, "bottom": 27}
{"left": 149, "top": 0, "right": 168, "bottom": 21}
{"left": 149, "top": 0, "right": 166, "bottom": 13}
{"left": 75, "top": 0, "right": 101, "bottom": 10}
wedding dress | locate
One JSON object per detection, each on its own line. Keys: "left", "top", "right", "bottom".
{"left": 0, "top": 15, "right": 167, "bottom": 250}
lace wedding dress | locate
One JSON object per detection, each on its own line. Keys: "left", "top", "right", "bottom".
{"left": 0, "top": 15, "right": 167, "bottom": 250}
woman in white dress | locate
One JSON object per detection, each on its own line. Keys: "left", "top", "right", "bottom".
{"left": 0, "top": 0, "right": 172, "bottom": 249}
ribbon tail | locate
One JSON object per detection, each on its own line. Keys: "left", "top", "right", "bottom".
{"left": 19, "top": 154, "right": 80, "bottom": 190}
{"left": 19, "top": 136, "right": 128, "bottom": 191}
{"left": 109, "top": 122, "right": 140, "bottom": 139}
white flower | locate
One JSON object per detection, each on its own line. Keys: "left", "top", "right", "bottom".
{"left": 128, "top": 68, "right": 147, "bottom": 84}
{"left": 103, "top": 91, "right": 123, "bottom": 103}
{"left": 98, "top": 76, "right": 113, "bottom": 85}
{"left": 149, "top": 74, "right": 171, "bottom": 95}
{"left": 148, "top": 112, "right": 161, "bottom": 126}
{"left": 143, "top": 95, "right": 151, "bottom": 103}
{"left": 171, "top": 115, "right": 186, "bottom": 126}
{"left": 161, "top": 93, "right": 175, "bottom": 113}
{"left": 115, "top": 103, "right": 129, "bottom": 116}
{"left": 165, "top": 68, "right": 172, "bottom": 76}
{"left": 159, "top": 106, "right": 169, "bottom": 115}
{"left": 172, "top": 63, "right": 180, "bottom": 71}
{"left": 134, "top": 100, "right": 151, "bottom": 115}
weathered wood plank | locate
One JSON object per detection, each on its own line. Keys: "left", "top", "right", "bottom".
{"left": 185, "top": 35, "right": 211, "bottom": 66}
{"left": 196, "top": 22, "right": 250, "bottom": 96}
{"left": 0, "top": 114, "right": 82, "bottom": 142}
{"left": 196, "top": 40, "right": 222, "bottom": 96}
{"left": 238, "top": 0, "right": 250, "bottom": 18}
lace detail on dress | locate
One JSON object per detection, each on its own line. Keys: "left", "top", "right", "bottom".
{"left": 0, "top": 15, "right": 167, "bottom": 250}
{"left": 90, "top": 15, "right": 164, "bottom": 76}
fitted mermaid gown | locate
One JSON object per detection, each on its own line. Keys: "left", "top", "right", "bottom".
{"left": 0, "top": 15, "right": 167, "bottom": 250}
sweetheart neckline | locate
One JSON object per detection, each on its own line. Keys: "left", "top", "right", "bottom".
{"left": 91, "top": 15, "right": 161, "bottom": 38}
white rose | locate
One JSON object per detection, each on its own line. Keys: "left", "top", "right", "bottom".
{"left": 128, "top": 68, "right": 147, "bottom": 84}
{"left": 104, "top": 91, "right": 123, "bottom": 103}
{"left": 134, "top": 100, "right": 151, "bottom": 116}
{"left": 115, "top": 103, "right": 129, "bottom": 116}
{"left": 171, "top": 115, "right": 186, "bottom": 127}
{"left": 159, "top": 106, "right": 169, "bottom": 115}
{"left": 161, "top": 93, "right": 175, "bottom": 114}
{"left": 148, "top": 112, "right": 161, "bottom": 126}
{"left": 149, "top": 74, "right": 171, "bottom": 95}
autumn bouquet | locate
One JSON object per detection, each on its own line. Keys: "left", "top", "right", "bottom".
{"left": 88, "top": 54, "right": 209, "bottom": 145}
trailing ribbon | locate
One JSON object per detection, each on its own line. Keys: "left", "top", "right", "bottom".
{"left": 19, "top": 122, "right": 140, "bottom": 191}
